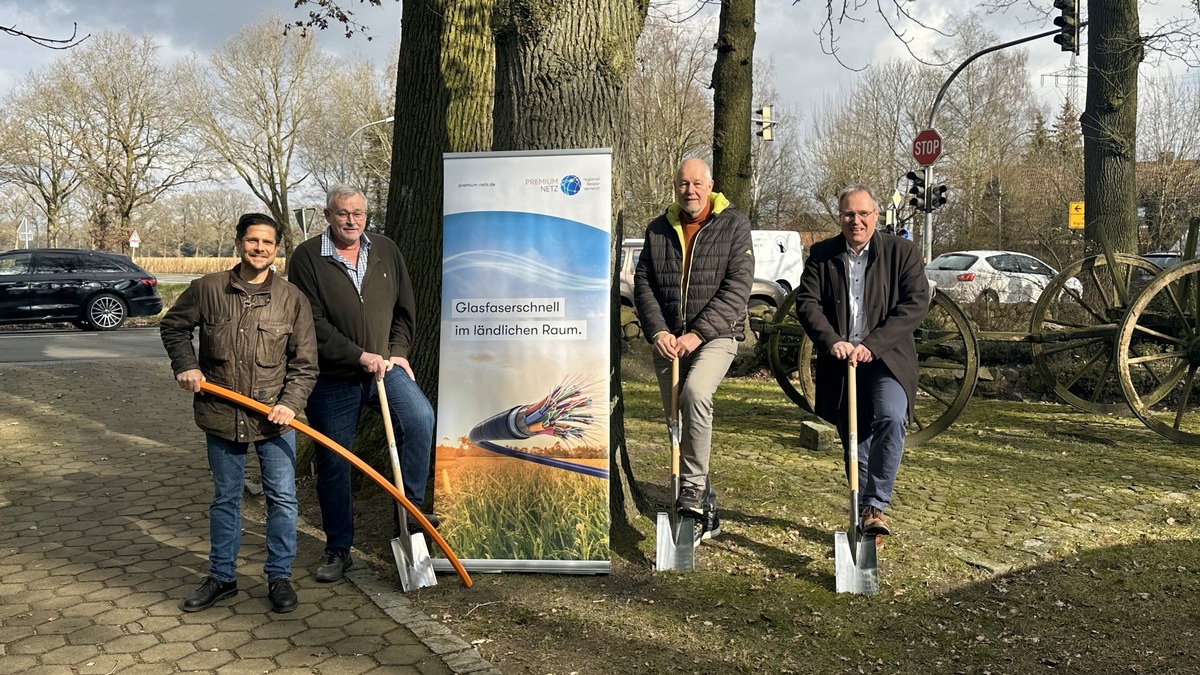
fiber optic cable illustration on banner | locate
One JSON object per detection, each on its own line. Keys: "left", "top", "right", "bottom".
{"left": 467, "top": 377, "right": 608, "bottom": 480}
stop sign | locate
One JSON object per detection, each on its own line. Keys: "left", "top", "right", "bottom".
{"left": 912, "top": 129, "right": 943, "bottom": 167}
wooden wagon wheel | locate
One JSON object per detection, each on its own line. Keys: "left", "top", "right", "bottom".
{"left": 764, "top": 290, "right": 979, "bottom": 447}
{"left": 1030, "top": 254, "right": 1163, "bottom": 413}
{"left": 1116, "top": 259, "right": 1200, "bottom": 444}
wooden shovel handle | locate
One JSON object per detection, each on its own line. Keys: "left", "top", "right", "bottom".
{"left": 198, "top": 381, "right": 472, "bottom": 588}
{"left": 847, "top": 361, "right": 858, "bottom": 493}
{"left": 375, "top": 377, "right": 407, "bottom": 523}
{"left": 670, "top": 358, "right": 680, "bottom": 478}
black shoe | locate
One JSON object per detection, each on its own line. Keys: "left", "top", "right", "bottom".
{"left": 406, "top": 512, "right": 441, "bottom": 535}
{"left": 702, "top": 510, "right": 721, "bottom": 541}
{"left": 181, "top": 577, "right": 237, "bottom": 612}
{"left": 676, "top": 485, "right": 705, "bottom": 517}
{"left": 268, "top": 578, "right": 297, "bottom": 613}
{"left": 314, "top": 550, "right": 353, "bottom": 582}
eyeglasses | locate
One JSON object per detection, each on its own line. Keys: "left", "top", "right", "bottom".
{"left": 333, "top": 210, "right": 367, "bottom": 220}
{"left": 840, "top": 210, "right": 877, "bottom": 221}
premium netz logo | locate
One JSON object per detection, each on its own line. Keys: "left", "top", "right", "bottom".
{"left": 525, "top": 175, "right": 583, "bottom": 195}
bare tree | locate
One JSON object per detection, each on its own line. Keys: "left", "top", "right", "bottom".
{"left": 386, "top": 0, "right": 495, "bottom": 388}
{"left": 298, "top": 53, "right": 396, "bottom": 200}
{"left": 134, "top": 189, "right": 262, "bottom": 257}
{"left": 56, "top": 32, "right": 205, "bottom": 251}
{"left": 802, "top": 59, "right": 927, "bottom": 217}
{"left": 1083, "top": 0, "right": 1142, "bottom": 256}
{"left": 747, "top": 61, "right": 808, "bottom": 231}
{"left": 622, "top": 16, "right": 715, "bottom": 229}
{"left": 711, "top": 0, "right": 755, "bottom": 210}
{"left": 0, "top": 71, "right": 84, "bottom": 247}
{"left": 184, "top": 18, "right": 333, "bottom": 259}
{"left": 1136, "top": 75, "right": 1200, "bottom": 251}
{"left": 932, "top": 15, "right": 1039, "bottom": 252}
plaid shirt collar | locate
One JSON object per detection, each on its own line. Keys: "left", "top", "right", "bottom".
{"left": 319, "top": 227, "right": 372, "bottom": 257}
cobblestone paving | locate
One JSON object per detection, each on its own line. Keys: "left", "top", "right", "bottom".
{"left": 0, "top": 358, "right": 497, "bottom": 675}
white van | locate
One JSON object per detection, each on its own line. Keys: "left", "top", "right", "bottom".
{"left": 751, "top": 230, "right": 804, "bottom": 292}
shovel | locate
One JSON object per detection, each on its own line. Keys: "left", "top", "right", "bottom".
{"left": 377, "top": 376, "right": 437, "bottom": 591}
{"left": 656, "top": 358, "right": 696, "bottom": 571}
{"left": 834, "top": 361, "right": 879, "bottom": 595}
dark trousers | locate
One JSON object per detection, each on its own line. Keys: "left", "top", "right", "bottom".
{"left": 835, "top": 359, "right": 907, "bottom": 512}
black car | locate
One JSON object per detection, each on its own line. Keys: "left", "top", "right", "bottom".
{"left": 0, "top": 248, "right": 163, "bottom": 330}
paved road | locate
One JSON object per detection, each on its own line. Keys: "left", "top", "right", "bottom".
{"left": 0, "top": 358, "right": 497, "bottom": 674}
{"left": 0, "top": 327, "right": 167, "bottom": 363}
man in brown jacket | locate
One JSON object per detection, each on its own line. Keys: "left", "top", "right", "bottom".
{"left": 795, "top": 185, "right": 929, "bottom": 537}
{"left": 160, "top": 213, "right": 318, "bottom": 614}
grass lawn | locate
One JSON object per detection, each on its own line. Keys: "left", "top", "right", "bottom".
{"left": 329, "top": 339, "right": 1200, "bottom": 675}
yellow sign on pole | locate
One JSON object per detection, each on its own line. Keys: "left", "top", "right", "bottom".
{"left": 1069, "top": 201, "right": 1085, "bottom": 229}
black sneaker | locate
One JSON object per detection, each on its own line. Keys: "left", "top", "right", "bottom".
{"left": 268, "top": 578, "right": 297, "bottom": 613}
{"left": 181, "top": 577, "right": 237, "bottom": 612}
{"left": 702, "top": 510, "right": 721, "bottom": 540}
{"left": 676, "top": 485, "right": 705, "bottom": 517}
{"left": 314, "top": 550, "right": 353, "bottom": 582}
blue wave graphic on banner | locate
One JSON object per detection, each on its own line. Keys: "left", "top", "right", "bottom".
{"left": 442, "top": 250, "right": 607, "bottom": 291}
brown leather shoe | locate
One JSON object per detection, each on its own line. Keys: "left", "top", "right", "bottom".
{"left": 861, "top": 506, "right": 890, "bottom": 536}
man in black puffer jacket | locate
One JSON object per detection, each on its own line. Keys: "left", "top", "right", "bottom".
{"left": 634, "top": 158, "right": 753, "bottom": 542}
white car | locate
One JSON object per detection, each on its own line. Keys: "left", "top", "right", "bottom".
{"left": 925, "top": 250, "right": 1082, "bottom": 305}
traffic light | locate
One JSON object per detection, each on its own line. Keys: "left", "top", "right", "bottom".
{"left": 754, "top": 106, "right": 774, "bottom": 141}
{"left": 930, "top": 185, "right": 948, "bottom": 210}
{"left": 1053, "top": 0, "right": 1079, "bottom": 55}
{"left": 906, "top": 171, "right": 926, "bottom": 212}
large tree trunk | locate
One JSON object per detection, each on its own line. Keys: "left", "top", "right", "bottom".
{"left": 492, "top": 0, "right": 649, "bottom": 528}
{"left": 386, "top": 0, "right": 495, "bottom": 402}
{"left": 711, "top": 0, "right": 755, "bottom": 212}
{"left": 492, "top": 1, "right": 644, "bottom": 151}
{"left": 1081, "top": 0, "right": 1141, "bottom": 256}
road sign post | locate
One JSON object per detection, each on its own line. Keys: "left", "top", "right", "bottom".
{"left": 129, "top": 230, "right": 141, "bottom": 260}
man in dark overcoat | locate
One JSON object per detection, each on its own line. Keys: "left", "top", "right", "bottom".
{"left": 794, "top": 184, "right": 929, "bottom": 536}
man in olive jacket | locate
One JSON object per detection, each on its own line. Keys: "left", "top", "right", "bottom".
{"left": 160, "top": 213, "right": 317, "bottom": 614}
{"left": 794, "top": 185, "right": 929, "bottom": 537}
{"left": 634, "top": 157, "right": 753, "bottom": 541}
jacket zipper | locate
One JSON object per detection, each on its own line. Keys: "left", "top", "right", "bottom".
{"left": 680, "top": 218, "right": 712, "bottom": 332}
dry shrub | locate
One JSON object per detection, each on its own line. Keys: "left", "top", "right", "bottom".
{"left": 138, "top": 257, "right": 288, "bottom": 275}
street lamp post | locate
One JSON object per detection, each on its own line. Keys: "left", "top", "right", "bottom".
{"left": 340, "top": 116, "right": 395, "bottom": 183}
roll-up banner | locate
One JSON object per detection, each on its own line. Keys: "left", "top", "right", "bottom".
{"left": 432, "top": 149, "right": 612, "bottom": 574}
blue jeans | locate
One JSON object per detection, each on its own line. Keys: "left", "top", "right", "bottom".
{"left": 835, "top": 360, "right": 907, "bottom": 512}
{"left": 205, "top": 432, "right": 297, "bottom": 582}
{"left": 305, "top": 369, "right": 435, "bottom": 553}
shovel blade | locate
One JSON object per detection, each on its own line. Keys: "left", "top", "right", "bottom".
{"left": 834, "top": 531, "right": 879, "bottom": 595}
{"left": 391, "top": 533, "right": 438, "bottom": 592}
{"left": 655, "top": 511, "right": 695, "bottom": 571}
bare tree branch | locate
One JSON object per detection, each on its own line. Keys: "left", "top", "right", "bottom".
{"left": 285, "top": 0, "right": 384, "bottom": 39}
{"left": 0, "top": 22, "right": 87, "bottom": 50}
{"left": 793, "top": 0, "right": 952, "bottom": 70}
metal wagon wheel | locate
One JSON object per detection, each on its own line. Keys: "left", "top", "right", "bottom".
{"left": 1116, "top": 259, "right": 1200, "bottom": 444}
{"left": 1030, "top": 254, "right": 1163, "bottom": 413}
{"left": 765, "top": 290, "right": 979, "bottom": 447}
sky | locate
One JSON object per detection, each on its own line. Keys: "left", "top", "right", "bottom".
{"left": 0, "top": 1, "right": 1194, "bottom": 139}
